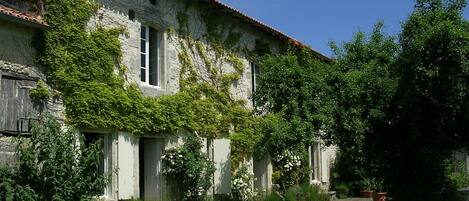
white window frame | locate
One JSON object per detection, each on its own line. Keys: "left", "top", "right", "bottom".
{"left": 140, "top": 25, "right": 161, "bottom": 87}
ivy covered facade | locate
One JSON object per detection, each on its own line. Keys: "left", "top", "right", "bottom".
{"left": 0, "top": 0, "right": 337, "bottom": 200}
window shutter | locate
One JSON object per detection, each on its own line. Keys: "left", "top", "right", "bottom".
{"left": 0, "top": 76, "right": 35, "bottom": 133}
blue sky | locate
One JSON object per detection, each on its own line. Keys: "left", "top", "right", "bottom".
{"left": 220, "top": 0, "right": 469, "bottom": 57}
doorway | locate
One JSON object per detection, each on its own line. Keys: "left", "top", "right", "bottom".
{"left": 139, "top": 138, "right": 165, "bottom": 200}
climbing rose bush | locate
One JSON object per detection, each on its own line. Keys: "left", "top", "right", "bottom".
{"left": 274, "top": 150, "right": 302, "bottom": 172}
{"left": 161, "top": 135, "right": 215, "bottom": 201}
{"left": 232, "top": 163, "right": 256, "bottom": 201}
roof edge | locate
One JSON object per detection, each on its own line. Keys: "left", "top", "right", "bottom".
{"left": 0, "top": 4, "right": 48, "bottom": 29}
{"left": 201, "top": 0, "right": 331, "bottom": 62}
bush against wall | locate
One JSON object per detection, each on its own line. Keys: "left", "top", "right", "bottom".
{"left": 256, "top": 184, "right": 330, "bottom": 201}
{"left": 253, "top": 53, "right": 327, "bottom": 190}
{"left": 0, "top": 115, "right": 107, "bottom": 201}
{"left": 161, "top": 135, "right": 215, "bottom": 201}
{"left": 231, "top": 162, "right": 255, "bottom": 201}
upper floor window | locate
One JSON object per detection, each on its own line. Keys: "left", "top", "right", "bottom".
{"left": 251, "top": 62, "right": 260, "bottom": 92}
{"left": 140, "top": 26, "right": 161, "bottom": 87}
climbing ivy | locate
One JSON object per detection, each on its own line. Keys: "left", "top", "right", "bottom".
{"left": 34, "top": 0, "right": 328, "bottom": 182}
{"left": 33, "top": 0, "right": 263, "bottom": 172}
{"left": 29, "top": 80, "right": 49, "bottom": 100}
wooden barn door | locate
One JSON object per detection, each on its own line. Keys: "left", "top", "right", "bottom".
{"left": 0, "top": 76, "right": 35, "bottom": 133}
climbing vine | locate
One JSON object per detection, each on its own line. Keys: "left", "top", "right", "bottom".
{"left": 29, "top": 80, "right": 49, "bottom": 100}
{"left": 34, "top": 0, "right": 266, "bottom": 176}
{"left": 34, "top": 2, "right": 327, "bottom": 196}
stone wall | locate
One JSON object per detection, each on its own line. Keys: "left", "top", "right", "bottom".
{"left": 91, "top": 0, "right": 281, "bottom": 106}
{"left": 85, "top": 0, "right": 295, "bottom": 199}
{"left": 0, "top": 19, "right": 37, "bottom": 70}
{"left": 0, "top": 17, "right": 65, "bottom": 168}
{"left": 0, "top": 136, "right": 17, "bottom": 167}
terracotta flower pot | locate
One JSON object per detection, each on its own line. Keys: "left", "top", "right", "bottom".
{"left": 360, "top": 190, "right": 374, "bottom": 198}
{"left": 374, "top": 192, "right": 387, "bottom": 201}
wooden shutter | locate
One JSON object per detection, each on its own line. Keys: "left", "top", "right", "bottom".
{"left": 0, "top": 76, "right": 36, "bottom": 133}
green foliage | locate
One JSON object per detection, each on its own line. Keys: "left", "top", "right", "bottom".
{"left": 283, "top": 184, "right": 330, "bottom": 201}
{"left": 252, "top": 184, "right": 329, "bottom": 201}
{"left": 173, "top": 5, "right": 263, "bottom": 168}
{"left": 253, "top": 52, "right": 328, "bottom": 189}
{"left": 29, "top": 80, "right": 49, "bottom": 100}
{"left": 162, "top": 135, "right": 215, "bottom": 201}
{"left": 334, "top": 183, "right": 350, "bottom": 199}
{"left": 0, "top": 167, "right": 38, "bottom": 201}
{"left": 34, "top": 0, "right": 257, "bottom": 147}
{"left": 323, "top": 22, "right": 399, "bottom": 180}
{"left": 0, "top": 114, "right": 107, "bottom": 201}
{"left": 254, "top": 39, "right": 272, "bottom": 56}
{"left": 231, "top": 163, "right": 255, "bottom": 201}
{"left": 367, "top": 1, "right": 469, "bottom": 200}
{"left": 446, "top": 160, "right": 469, "bottom": 189}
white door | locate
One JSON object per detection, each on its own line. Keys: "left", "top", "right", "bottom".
{"left": 143, "top": 138, "right": 165, "bottom": 201}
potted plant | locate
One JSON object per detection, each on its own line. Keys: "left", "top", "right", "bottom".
{"left": 359, "top": 177, "right": 376, "bottom": 198}
{"left": 373, "top": 179, "right": 386, "bottom": 201}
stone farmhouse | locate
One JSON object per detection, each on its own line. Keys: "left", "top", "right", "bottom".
{"left": 0, "top": 0, "right": 337, "bottom": 200}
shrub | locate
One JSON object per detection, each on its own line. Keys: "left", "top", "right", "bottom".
{"left": 283, "top": 184, "right": 330, "bottom": 201}
{"left": 335, "top": 183, "right": 350, "bottom": 199}
{"left": 0, "top": 114, "right": 108, "bottom": 201}
{"left": 231, "top": 163, "right": 255, "bottom": 201}
{"left": 162, "top": 135, "right": 215, "bottom": 201}
{"left": 256, "top": 184, "right": 330, "bottom": 201}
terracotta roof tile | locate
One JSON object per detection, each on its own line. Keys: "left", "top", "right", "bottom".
{"left": 0, "top": 4, "right": 47, "bottom": 27}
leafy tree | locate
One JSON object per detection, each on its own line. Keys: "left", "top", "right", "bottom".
{"left": 253, "top": 51, "right": 329, "bottom": 189}
{"left": 370, "top": 0, "right": 469, "bottom": 200}
{"left": 0, "top": 115, "right": 107, "bottom": 201}
{"left": 322, "top": 23, "right": 399, "bottom": 192}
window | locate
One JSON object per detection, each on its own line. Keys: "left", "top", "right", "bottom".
{"left": 150, "top": 0, "right": 156, "bottom": 5}
{"left": 128, "top": 10, "right": 135, "bottom": 21}
{"left": 140, "top": 26, "right": 161, "bottom": 86}
{"left": 251, "top": 62, "right": 260, "bottom": 92}
{"left": 83, "top": 132, "right": 112, "bottom": 198}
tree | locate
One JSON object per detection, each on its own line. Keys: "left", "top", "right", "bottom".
{"left": 323, "top": 22, "right": 399, "bottom": 193}
{"left": 253, "top": 50, "right": 330, "bottom": 189}
{"left": 0, "top": 115, "right": 107, "bottom": 201}
{"left": 371, "top": 1, "right": 469, "bottom": 200}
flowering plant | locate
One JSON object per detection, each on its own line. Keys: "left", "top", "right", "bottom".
{"left": 161, "top": 135, "right": 215, "bottom": 201}
{"left": 231, "top": 163, "right": 255, "bottom": 201}
{"left": 274, "top": 150, "right": 302, "bottom": 172}
{"left": 272, "top": 149, "right": 309, "bottom": 190}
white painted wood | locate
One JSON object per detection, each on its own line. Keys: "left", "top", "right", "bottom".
{"left": 321, "top": 148, "right": 329, "bottom": 183}
{"left": 118, "top": 132, "right": 138, "bottom": 200}
{"left": 213, "top": 139, "right": 231, "bottom": 195}
{"left": 311, "top": 143, "right": 321, "bottom": 183}
{"left": 143, "top": 138, "right": 165, "bottom": 201}
{"left": 254, "top": 156, "right": 268, "bottom": 191}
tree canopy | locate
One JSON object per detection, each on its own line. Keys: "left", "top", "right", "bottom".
{"left": 254, "top": 0, "right": 469, "bottom": 200}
